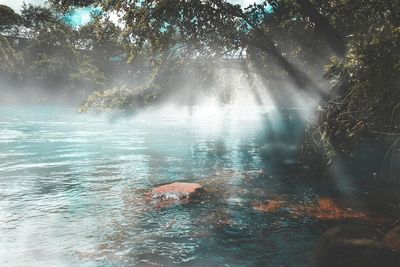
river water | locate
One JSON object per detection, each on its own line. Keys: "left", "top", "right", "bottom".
{"left": 0, "top": 105, "right": 385, "bottom": 267}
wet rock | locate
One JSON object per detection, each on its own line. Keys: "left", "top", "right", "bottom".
{"left": 312, "top": 225, "right": 400, "bottom": 267}
{"left": 384, "top": 225, "right": 400, "bottom": 252}
{"left": 148, "top": 182, "right": 203, "bottom": 203}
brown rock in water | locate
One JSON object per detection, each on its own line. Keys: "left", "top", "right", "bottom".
{"left": 384, "top": 225, "right": 400, "bottom": 252}
{"left": 311, "top": 225, "right": 400, "bottom": 267}
{"left": 148, "top": 182, "right": 203, "bottom": 202}
{"left": 310, "top": 197, "right": 369, "bottom": 220}
{"left": 253, "top": 200, "right": 285, "bottom": 212}
{"left": 253, "top": 196, "right": 386, "bottom": 223}
{"left": 289, "top": 197, "right": 370, "bottom": 221}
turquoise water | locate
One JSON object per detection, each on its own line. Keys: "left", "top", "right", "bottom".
{"left": 0, "top": 105, "right": 334, "bottom": 266}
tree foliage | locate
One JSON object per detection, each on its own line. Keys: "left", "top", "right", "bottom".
{"left": 0, "top": 4, "right": 22, "bottom": 31}
{"left": 0, "top": 3, "right": 124, "bottom": 99}
{"left": 306, "top": 25, "right": 400, "bottom": 164}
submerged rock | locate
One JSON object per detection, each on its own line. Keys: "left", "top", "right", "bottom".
{"left": 384, "top": 225, "right": 400, "bottom": 252}
{"left": 312, "top": 225, "right": 400, "bottom": 267}
{"left": 254, "top": 197, "right": 381, "bottom": 222}
{"left": 148, "top": 182, "right": 203, "bottom": 205}
{"left": 304, "top": 197, "right": 369, "bottom": 220}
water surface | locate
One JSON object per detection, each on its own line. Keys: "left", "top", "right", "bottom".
{"left": 0, "top": 105, "right": 373, "bottom": 266}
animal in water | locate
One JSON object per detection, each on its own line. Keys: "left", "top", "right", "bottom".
{"left": 311, "top": 225, "right": 400, "bottom": 267}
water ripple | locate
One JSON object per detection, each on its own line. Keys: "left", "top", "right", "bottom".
{"left": 0, "top": 105, "right": 319, "bottom": 267}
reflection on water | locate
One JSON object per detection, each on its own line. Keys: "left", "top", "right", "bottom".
{"left": 0, "top": 105, "right": 390, "bottom": 267}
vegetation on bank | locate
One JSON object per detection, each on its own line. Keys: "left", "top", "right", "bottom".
{"left": 0, "top": 3, "right": 148, "bottom": 101}
{"left": 302, "top": 22, "right": 400, "bottom": 179}
{"left": 1, "top": 0, "right": 399, "bottom": 179}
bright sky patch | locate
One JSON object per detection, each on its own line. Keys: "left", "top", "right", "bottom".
{"left": 62, "top": 7, "right": 101, "bottom": 28}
